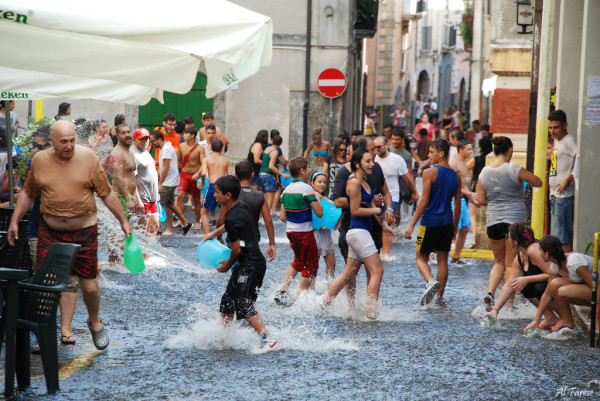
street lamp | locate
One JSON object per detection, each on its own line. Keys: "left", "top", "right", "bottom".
{"left": 516, "top": 0, "right": 534, "bottom": 34}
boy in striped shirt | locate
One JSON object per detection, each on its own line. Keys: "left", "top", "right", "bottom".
{"left": 274, "top": 158, "right": 323, "bottom": 305}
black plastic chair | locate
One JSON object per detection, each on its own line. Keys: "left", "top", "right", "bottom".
{"left": 0, "top": 207, "right": 32, "bottom": 273}
{"left": 8, "top": 242, "right": 80, "bottom": 394}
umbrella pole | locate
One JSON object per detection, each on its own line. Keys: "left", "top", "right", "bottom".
{"left": 591, "top": 232, "right": 599, "bottom": 348}
{"left": 5, "top": 108, "right": 14, "bottom": 207}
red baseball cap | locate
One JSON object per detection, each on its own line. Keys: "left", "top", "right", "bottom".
{"left": 133, "top": 128, "right": 150, "bottom": 139}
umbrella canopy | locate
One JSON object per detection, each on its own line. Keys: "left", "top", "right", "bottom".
{"left": 0, "top": 0, "right": 272, "bottom": 103}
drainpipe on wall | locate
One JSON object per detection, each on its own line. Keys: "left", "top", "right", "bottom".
{"left": 303, "top": 0, "right": 312, "bottom": 152}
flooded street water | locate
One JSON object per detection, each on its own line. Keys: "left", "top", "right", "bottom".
{"left": 6, "top": 205, "right": 600, "bottom": 401}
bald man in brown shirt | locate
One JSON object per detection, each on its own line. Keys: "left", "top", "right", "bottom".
{"left": 8, "top": 120, "right": 131, "bottom": 350}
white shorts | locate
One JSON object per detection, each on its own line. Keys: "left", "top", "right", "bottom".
{"left": 314, "top": 229, "right": 335, "bottom": 257}
{"left": 346, "top": 229, "right": 378, "bottom": 261}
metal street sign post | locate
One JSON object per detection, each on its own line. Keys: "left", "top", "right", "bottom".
{"left": 317, "top": 68, "right": 347, "bottom": 142}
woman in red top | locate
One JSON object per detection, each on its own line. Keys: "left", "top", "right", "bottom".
{"left": 413, "top": 113, "right": 435, "bottom": 141}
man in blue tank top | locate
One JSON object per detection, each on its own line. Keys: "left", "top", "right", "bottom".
{"left": 404, "top": 139, "right": 461, "bottom": 306}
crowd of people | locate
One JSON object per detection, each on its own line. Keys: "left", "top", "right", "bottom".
{"left": 3, "top": 101, "right": 597, "bottom": 353}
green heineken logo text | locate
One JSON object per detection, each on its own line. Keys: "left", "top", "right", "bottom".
{"left": 0, "top": 10, "right": 29, "bottom": 24}
{"left": 1, "top": 92, "right": 29, "bottom": 99}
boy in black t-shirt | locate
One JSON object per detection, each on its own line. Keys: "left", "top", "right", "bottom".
{"left": 210, "top": 175, "right": 278, "bottom": 353}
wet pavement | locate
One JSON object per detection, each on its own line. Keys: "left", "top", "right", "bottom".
{"left": 4, "top": 204, "right": 600, "bottom": 401}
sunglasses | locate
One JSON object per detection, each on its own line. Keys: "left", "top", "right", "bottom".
{"left": 339, "top": 148, "right": 347, "bottom": 152}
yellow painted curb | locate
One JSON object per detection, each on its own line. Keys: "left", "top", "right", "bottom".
{"left": 59, "top": 351, "right": 100, "bottom": 379}
{"left": 453, "top": 248, "right": 494, "bottom": 260}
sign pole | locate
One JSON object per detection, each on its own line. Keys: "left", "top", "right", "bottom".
{"left": 329, "top": 98, "right": 334, "bottom": 143}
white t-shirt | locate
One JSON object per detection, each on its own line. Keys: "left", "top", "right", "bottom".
{"left": 549, "top": 134, "right": 577, "bottom": 198}
{"left": 159, "top": 142, "right": 180, "bottom": 187}
{"left": 132, "top": 147, "right": 159, "bottom": 202}
{"left": 549, "top": 253, "right": 595, "bottom": 284}
{"left": 375, "top": 152, "right": 408, "bottom": 202}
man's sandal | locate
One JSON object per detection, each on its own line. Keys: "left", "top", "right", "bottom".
{"left": 60, "top": 335, "right": 76, "bottom": 345}
{"left": 87, "top": 319, "right": 110, "bottom": 350}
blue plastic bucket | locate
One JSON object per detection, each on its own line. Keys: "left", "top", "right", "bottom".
{"left": 157, "top": 202, "right": 167, "bottom": 222}
{"left": 197, "top": 239, "right": 231, "bottom": 269}
{"left": 312, "top": 199, "right": 341, "bottom": 230}
{"left": 281, "top": 170, "right": 292, "bottom": 187}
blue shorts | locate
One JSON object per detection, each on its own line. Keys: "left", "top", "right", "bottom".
{"left": 551, "top": 195, "right": 574, "bottom": 245}
{"left": 258, "top": 173, "right": 279, "bottom": 193}
{"left": 202, "top": 183, "right": 218, "bottom": 211}
{"left": 251, "top": 175, "right": 260, "bottom": 187}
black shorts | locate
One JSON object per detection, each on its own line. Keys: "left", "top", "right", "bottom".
{"left": 416, "top": 223, "right": 454, "bottom": 254}
{"left": 219, "top": 263, "right": 266, "bottom": 320}
{"left": 521, "top": 281, "right": 547, "bottom": 300}
{"left": 487, "top": 222, "right": 510, "bottom": 240}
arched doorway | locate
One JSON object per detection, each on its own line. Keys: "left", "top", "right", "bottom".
{"left": 417, "top": 70, "right": 430, "bottom": 99}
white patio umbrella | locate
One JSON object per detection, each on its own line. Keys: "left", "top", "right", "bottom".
{"left": 0, "top": 0, "right": 272, "bottom": 205}
{"left": 0, "top": 0, "right": 272, "bottom": 102}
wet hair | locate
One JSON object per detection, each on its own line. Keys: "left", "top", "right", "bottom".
{"left": 162, "top": 113, "right": 176, "bottom": 123}
{"left": 272, "top": 135, "right": 282, "bottom": 146}
{"left": 429, "top": 138, "right": 449, "bottom": 159}
{"left": 34, "top": 124, "right": 51, "bottom": 142}
{"left": 175, "top": 121, "right": 185, "bottom": 134}
{"left": 548, "top": 109, "right": 567, "bottom": 124}
{"left": 450, "top": 130, "right": 465, "bottom": 140}
{"left": 456, "top": 139, "right": 470, "bottom": 151}
{"left": 419, "top": 128, "right": 428, "bottom": 138}
{"left": 384, "top": 123, "right": 394, "bottom": 131}
{"left": 479, "top": 137, "right": 492, "bottom": 156}
{"left": 211, "top": 138, "right": 223, "bottom": 153}
{"left": 312, "top": 128, "right": 322, "bottom": 142}
{"left": 235, "top": 160, "right": 253, "bottom": 181}
{"left": 93, "top": 119, "right": 107, "bottom": 131}
{"left": 352, "top": 136, "right": 367, "bottom": 151}
{"left": 251, "top": 130, "right": 269, "bottom": 151}
{"left": 114, "top": 114, "right": 126, "bottom": 126}
{"left": 333, "top": 138, "right": 346, "bottom": 155}
{"left": 202, "top": 112, "right": 214, "bottom": 120}
{"left": 509, "top": 222, "right": 536, "bottom": 248}
{"left": 311, "top": 171, "right": 326, "bottom": 183}
{"left": 492, "top": 136, "right": 513, "bottom": 156}
{"left": 205, "top": 124, "right": 216, "bottom": 133}
{"left": 351, "top": 130, "right": 362, "bottom": 138}
{"left": 183, "top": 127, "right": 197, "bottom": 136}
{"left": 472, "top": 120, "right": 480, "bottom": 126}
{"left": 151, "top": 130, "right": 164, "bottom": 141}
{"left": 289, "top": 157, "right": 309, "bottom": 178}
{"left": 270, "top": 129, "right": 280, "bottom": 140}
{"left": 350, "top": 147, "right": 370, "bottom": 173}
{"left": 337, "top": 132, "right": 350, "bottom": 144}
{"left": 391, "top": 128, "right": 405, "bottom": 138}
{"left": 215, "top": 175, "right": 240, "bottom": 200}
{"left": 481, "top": 124, "right": 490, "bottom": 131}
{"left": 57, "top": 102, "right": 71, "bottom": 116}
{"left": 184, "top": 116, "right": 194, "bottom": 125}
{"left": 116, "top": 124, "right": 130, "bottom": 135}
{"left": 539, "top": 235, "right": 566, "bottom": 263}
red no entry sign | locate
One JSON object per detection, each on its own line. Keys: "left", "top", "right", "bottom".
{"left": 317, "top": 68, "right": 347, "bottom": 98}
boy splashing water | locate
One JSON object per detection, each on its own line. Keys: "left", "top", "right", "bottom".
{"left": 210, "top": 175, "right": 278, "bottom": 353}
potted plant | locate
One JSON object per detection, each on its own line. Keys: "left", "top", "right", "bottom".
{"left": 459, "top": 8, "right": 473, "bottom": 50}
